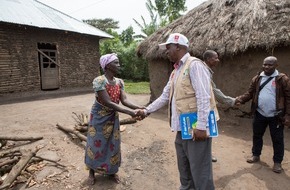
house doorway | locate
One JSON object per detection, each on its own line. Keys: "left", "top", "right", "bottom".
{"left": 38, "top": 43, "right": 59, "bottom": 90}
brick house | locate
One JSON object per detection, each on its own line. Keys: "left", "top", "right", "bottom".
{"left": 0, "top": 0, "right": 112, "bottom": 94}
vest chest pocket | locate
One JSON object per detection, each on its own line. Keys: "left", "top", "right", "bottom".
{"left": 181, "top": 68, "right": 189, "bottom": 79}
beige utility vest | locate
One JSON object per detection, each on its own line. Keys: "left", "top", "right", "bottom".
{"left": 168, "top": 56, "right": 220, "bottom": 121}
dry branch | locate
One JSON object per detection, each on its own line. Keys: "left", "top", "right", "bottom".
{"left": 0, "top": 157, "right": 19, "bottom": 168}
{"left": 72, "top": 112, "right": 88, "bottom": 126}
{"left": 0, "top": 147, "right": 21, "bottom": 158}
{"left": 0, "top": 136, "right": 43, "bottom": 141}
{"left": 74, "top": 125, "right": 88, "bottom": 132}
{"left": 1, "top": 152, "right": 22, "bottom": 159}
{"left": 34, "top": 155, "right": 66, "bottom": 168}
{"left": 0, "top": 148, "right": 39, "bottom": 190}
{"left": 73, "top": 118, "right": 137, "bottom": 134}
{"left": 56, "top": 123, "right": 87, "bottom": 142}
{"left": 19, "top": 175, "right": 33, "bottom": 190}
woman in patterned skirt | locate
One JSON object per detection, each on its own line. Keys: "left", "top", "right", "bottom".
{"left": 85, "top": 53, "right": 143, "bottom": 185}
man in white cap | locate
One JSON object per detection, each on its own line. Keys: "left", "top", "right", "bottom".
{"left": 137, "top": 33, "right": 217, "bottom": 190}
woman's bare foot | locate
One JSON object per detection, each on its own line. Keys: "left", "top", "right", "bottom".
{"left": 109, "top": 174, "right": 120, "bottom": 184}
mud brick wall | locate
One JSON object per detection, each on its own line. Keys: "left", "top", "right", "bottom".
{"left": 0, "top": 23, "right": 100, "bottom": 94}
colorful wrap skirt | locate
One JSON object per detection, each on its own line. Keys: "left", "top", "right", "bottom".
{"left": 84, "top": 101, "right": 121, "bottom": 175}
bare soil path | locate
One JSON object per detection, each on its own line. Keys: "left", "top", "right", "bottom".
{"left": 0, "top": 92, "right": 290, "bottom": 190}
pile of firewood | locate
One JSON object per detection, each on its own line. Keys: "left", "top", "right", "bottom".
{"left": 72, "top": 112, "right": 89, "bottom": 127}
{"left": 56, "top": 112, "right": 138, "bottom": 143}
{"left": 0, "top": 136, "right": 65, "bottom": 189}
{"left": 0, "top": 113, "right": 138, "bottom": 189}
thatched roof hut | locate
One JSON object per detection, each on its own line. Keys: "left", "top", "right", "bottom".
{"left": 137, "top": 0, "right": 290, "bottom": 102}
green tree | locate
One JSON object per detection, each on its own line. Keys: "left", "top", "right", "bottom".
{"left": 83, "top": 18, "right": 122, "bottom": 55}
{"left": 156, "top": 0, "right": 187, "bottom": 22}
{"left": 83, "top": 18, "right": 119, "bottom": 32}
{"left": 133, "top": 0, "right": 159, "bottom": 38}
{"left": 99, "top": 30, "right": 123, "bottom": 56}
{"left": 118, "top": 42, "right": 149, "bottom": 81}
{"left": 134, "top": 0, "right": 187, "bottom": 38}
{"left": 84, "top": 18, "right": 149, "bottom": 81}
{"left": 120, "top": 26, "right": 135, "bottom": 47}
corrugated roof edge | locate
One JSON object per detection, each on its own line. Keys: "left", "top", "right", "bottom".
{"left": 35, "top": 0, "right": 113, "bottom": 39}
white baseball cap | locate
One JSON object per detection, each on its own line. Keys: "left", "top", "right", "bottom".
{"left": 158, "top": 33, "right": 189, "bottom": 50}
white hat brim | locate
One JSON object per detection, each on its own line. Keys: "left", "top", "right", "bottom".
{"left": 158, "top": 42, "right": 168, "bottom": 50}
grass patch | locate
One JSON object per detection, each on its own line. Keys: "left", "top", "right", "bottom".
{"left": 124, "top": 81, "right": 150, "bottom": 94}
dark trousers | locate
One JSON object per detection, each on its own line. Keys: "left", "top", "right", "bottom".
{"left": 252, "top": 111, "right": 284, "bottom": 163}
{"left": 175, "top": 132, "right": 214, "bottom": 190}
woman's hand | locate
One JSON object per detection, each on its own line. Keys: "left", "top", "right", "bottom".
{"left": 134, "top": 109, "right": 147, "bottom": 121}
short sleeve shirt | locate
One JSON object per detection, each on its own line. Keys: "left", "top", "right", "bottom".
{"left": 93, "top": 75, "right": 124, "bottom": 104}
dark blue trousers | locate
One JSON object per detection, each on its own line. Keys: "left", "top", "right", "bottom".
{"left": 252, "top": 111, "right": 284, "bottom": 163}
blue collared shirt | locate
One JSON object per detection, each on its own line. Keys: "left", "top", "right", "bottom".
{"left": 257, "top": 70, "right": 278, "bottom": 117}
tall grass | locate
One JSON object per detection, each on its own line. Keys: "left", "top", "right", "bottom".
{"left": 124, "top": 80, "right": 150, "bottom": 94}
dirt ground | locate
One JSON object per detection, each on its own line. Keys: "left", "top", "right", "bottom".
{"left": 1, "top": 91, "right": 290, "bottom": 190}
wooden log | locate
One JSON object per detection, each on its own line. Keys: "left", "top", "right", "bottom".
{"left": 0, "top": 148, "right": 21, "bottom": 158}
{"left": 1, "top": 152, "right": 22, "bottom": 159}
{"left": 0, "top": 149, "right": 39, "bottom": 190}
{"left": 56, "top": 124, "right": 87, "bottom": 142}
{"left": 120, "top": 117, "right": 137, "bottom": 125}
{"left": 73, "top": 118, "right": 137, "bottom": 133}
{"left": 0, "top": 136, "right": 43, "bottom": 141}
{"left": 0, "top": 157, "right": 19, "bottom": 168}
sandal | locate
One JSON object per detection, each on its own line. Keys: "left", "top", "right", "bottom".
{"left": 109, "top": 174, "right": 120, "bottom": 184}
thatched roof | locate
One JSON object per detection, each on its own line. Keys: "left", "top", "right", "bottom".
{"left": 137, "top": 0, "right": 290, "bottom": 60}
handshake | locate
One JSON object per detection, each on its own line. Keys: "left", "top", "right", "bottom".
{"left": 132, "top": 109, "right": 148, "bottom": 121}
{"left": 234, "top": 98, "right": 241, "bottom": 106}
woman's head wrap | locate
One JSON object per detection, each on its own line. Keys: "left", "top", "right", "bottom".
{"left": 100, "top": 53, "right": 118, "bottom": 71}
